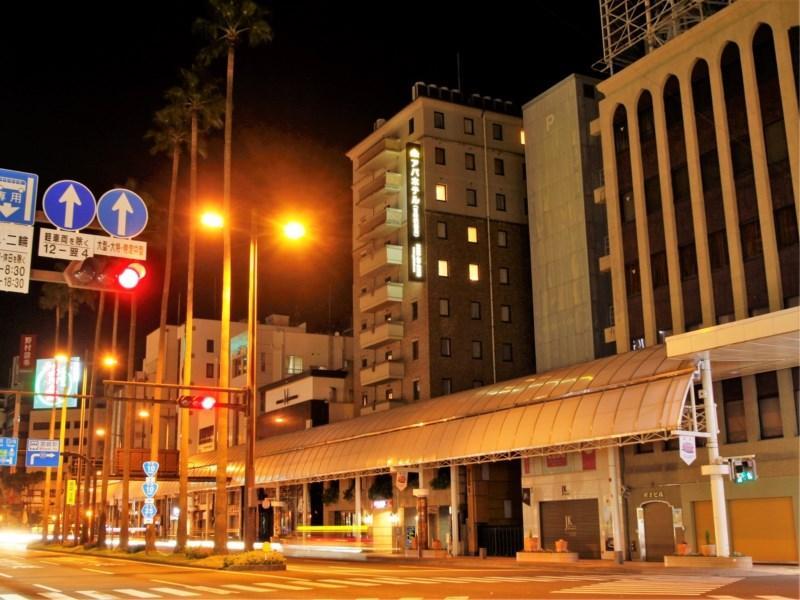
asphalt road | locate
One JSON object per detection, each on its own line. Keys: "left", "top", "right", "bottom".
{"left": 0, "top": 547, "right": 797, "bottom": 600}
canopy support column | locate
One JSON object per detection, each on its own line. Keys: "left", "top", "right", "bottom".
{"left": 607, "top": 446, "right": 625, "bottom": 563}
{"left": 354, "top": 476, "right": 362, "bottom": 542}
{"left": 450, "top": 465, "right": 460, "bottom": 556}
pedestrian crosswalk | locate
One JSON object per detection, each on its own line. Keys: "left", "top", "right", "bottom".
{"left": 0, "top": 574, "right": 794, "bottom": 600}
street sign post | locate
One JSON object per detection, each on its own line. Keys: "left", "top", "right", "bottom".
{"left": 0, "top": 168, "right": 38, "bottom": 226}
{"left": 25, "top": 439, "right": 60, "bottom": 468}
{"left": 42, "top": 180, "right": 96, "bottom": 232}
{"left": 0, "top": 437, "right": 19, "bottom": 467}
{"left": 0, "top": 222, "right": 34, "bottom": 293}
{"left": 96, "top": 189, "right": 148, "bottom": 239}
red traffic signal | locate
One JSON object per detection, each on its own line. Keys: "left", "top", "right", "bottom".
{"left": 64, "top": 257, "right": 147, "bottom": 292}
{"left": 177, "top": 395, "right": 217, "bottom": 410}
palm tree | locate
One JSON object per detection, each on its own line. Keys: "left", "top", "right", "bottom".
{"left": 166, "top": 66, "right": 223, "bottom": 553}
{"left": 195, "top": 0, "right": 272, "bottom": 554}
{"left": 140, "top": 102, "right": 189, "bottom": 552}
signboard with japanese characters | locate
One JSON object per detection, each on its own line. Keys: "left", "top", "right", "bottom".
{"left": 19, "top": 334, "right": 36, "bottom": 371}
{"left": 38, "top": 228, "right": 147, "bottom": 261}
{"left": 0, "top": 222, "right": 33, "bottom": 293}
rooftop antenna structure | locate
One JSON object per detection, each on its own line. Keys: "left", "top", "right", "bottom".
{"left": 594, "top": 0, "right": 735, "bottom": 74}
{"left": 456, "top": 52, "right": 463, "bottom": 92}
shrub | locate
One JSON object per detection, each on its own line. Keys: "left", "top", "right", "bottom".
{"left": 126, "top": 544, "right": 146, "bottom": 554}
{"left": 322, "top": 480, "right": 340, "bottom": 505}
{"left": 223, "top": 550, "right": 286, "bottom": 568}
{"left": 429, "top": 467, "right": 451, "bottom": 490}
{"left": 368, "top": 474, "right": 393, "bottom": 500}
{"left": 184, "top": 546, "right": 214, "bottom": 560}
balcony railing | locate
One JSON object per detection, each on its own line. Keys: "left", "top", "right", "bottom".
{"left": 360, "top": 321, "right": 404, "bottom": 349}
{"left": 356, "top": 171, "right": 402, "bottom": 208}
{"left": 358, "top": 244, "right": 403, "bottom": 277}
{"left": 357, "top": 137, "right": 403, "bottom": 172}
{"left": 360, "top": 360, "right": 405, "bottom": 386}
{"left": 358, "top": 206, "right": 403, "bottom": 240}
{"left": 359, "top": 281, "right": 404, "bottom": 313}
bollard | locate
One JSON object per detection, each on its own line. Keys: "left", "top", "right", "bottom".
{"left": 479, "top": 547, "right": 487, "bottom": 559}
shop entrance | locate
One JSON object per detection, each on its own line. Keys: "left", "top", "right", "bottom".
{"left": 540, "top": 498, "right": 600, "bottom": 558}
{"left": 642, "top": 501, "right": 674, "bottom": 561}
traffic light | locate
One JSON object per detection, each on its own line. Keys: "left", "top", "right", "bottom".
{"left": 64, "top": 257, "right": 147, "bottom": 292}
{"left": 177, "top": 395, "right": 217, "bottom": 410}
{"left": 730, "top": 457, "right": 757, "bottom": 484}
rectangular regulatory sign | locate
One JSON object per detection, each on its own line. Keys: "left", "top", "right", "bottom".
{"left": 0, "top": 222, "right": 33, "bottom": 293}
{"left": 19, "top": 334, "right": 37, "bottom": 370}
{"left": 406, "top": 143, "right": 424, "bottom": 281}
{"left": 38, "top": 228, "right": 147, "bottom": 261}
{"left": 0, "top": 437, "right": 19, "bottom": 467}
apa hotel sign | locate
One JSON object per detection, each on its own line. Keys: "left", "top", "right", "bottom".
{"left": 406, "top": 143, "right": 424, "bottom": 281}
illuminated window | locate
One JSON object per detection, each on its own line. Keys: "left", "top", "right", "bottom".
{"left": 464, "top": 117, "right": 474, "bottom": 135}
{"left": 434, "top": 111, "right": 445, "bottom": 129}
{"left": 492, "top": 123, "right": 503, "bottom": 140}
{"left": 520, "top": 129, "right": 526, "bottom": 145}
{"left": 467, "top": 227, "right": 478, "bottom": 243}
{"left": 287, "top": 355, "right": 303, "bottom": 375}
{"left": 435, "top": 147, "right": 446, "bottom": 165}
{"left": 498, "top": 230, "right": 508, "bottom": 247}
{"left": 413, "top": 379, "right": 421, "bottom": 400}
{"left": 469, "top": 264, "right": 479, "bottom": 281}
{"left": 465, "top": 153, "right": 476, "bottom": 171}
{"left": 466, "top": 188, "right": 477, "bottom": 207}
{"left": 435, "top": 184, "right": 447, "bottom": 202}
{"left": 438, "top": 260, "right": 449, "bottom": 277}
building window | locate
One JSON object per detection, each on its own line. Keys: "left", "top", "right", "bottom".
{"left": 740, "top": 220, "right": 763, "bottom": 260}
{"left": 466, "top": 188, "right": 477, "bottom": 207}
{"left": 467, "top": 226, "right": 478, "bottom": 243}
{"left": 501, "top": 343, "right": 513, "bottom": 362}
{"left": 206, "top": 339, "right": 214, "bottom": 353}
{"left": 471, "top": 340, "right": 482, "bottom": 359}
{"left": 413, "top": 379, "right": 421, "bottom": 400}
{"left": 442, "top": 378, "right": 453, "bottom": 395}
{"left": 439, "top": 298, "right": 450, "bottom": 317}
{"left": 722, "top": 379, "right": 746, "bottom": 443}
{"left": 385, "top": 388, "right": 394, "bottom": 401}
{"left": 470, "top": 301, "right": 481, "bottom": 320}
{"left": 499, "top": 267, "right": 510, "bottom": 284}
{"left": 205, "top": 363, "right": 214, "bottom": 378}
{"left": 434, "top": 111, "right": 445, "bottom": 129}
{"left": 651, "top": 251, "right": 668, "bottom": 288}
{"left": 500, "top": 305, "right": 511, "bottom": 322}
{"left": 435, "top": 147, "right": 446, "bottom": 165}
{"left": 492, "top": 123, "right": 503, "bottom": 140}
{"left": 287, "top": 355, "right": 303, "bottom": 375}
{"left": 412, "top": 340, "right": 419, "bottom": 360}
{"left": 464, "top": 117, "right": 474, "bottom": 135}
{"left": 198, "top": 425, "right": 214, "bottom": 447}
{"left": 469, "top": 264, "right": 479, "bottom": 281}
{"left": 437, "top": 221, "right": 447, "bottom": 239}
{"left": 620, "top": 190, "right": 635, "bottom": 223}
{"left": 440, "top": 338, "right": 452, "bottom": 357}
{"left": 361, "top": 357, "right": 368, "bottom": 368}
{"left": 361, "top": 320, "right": 367, "bottom": 331}
{"left": 775, "top": 206, "right": 799, "bottom": 249}
{"left": 385, "top": 350, "right": 393, "bottom": 361}
{"left": 411, "top": 301, "right": 418, "bottom": 320}
{"left": 496, "top": 193, "right": 506, "bottom": 211}
{"left": 362, "top": 393, "right": 368, "bottom": 407}
{"left": 465, "top": 153, "right": 476, "bottom": 171}
{"left": 708, "top": 230, "right": 729, "bottom": 270}
{"left": 408, "top": 118, "right": 415, "bottom": 134}
{"left": 625, "top": 261, "right": 641, "bottom": 296}
{"left": 497, "top": 230, "right": 508, "bottom": 247}
{"left": 435, "top": 183, "right": 447, "bottom": 202}
{"left": 679, "top": 244, "right": 698, "bottom": 279}
{"left": 438, "top": 260, "right": 449, "bottom": 277}
{"left": 756, "top": 372, "right": 783, "bottom": 439}
{"left": 494, "top": 158, "right": 505, "bottom": 175}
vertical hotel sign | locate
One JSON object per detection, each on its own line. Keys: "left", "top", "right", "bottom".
{"left": 406, "top": 143, "right": 424, "bottom": 280}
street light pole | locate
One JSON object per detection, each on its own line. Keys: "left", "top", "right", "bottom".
{"left": 97, "top": 295, "right": 120, "bottom": 548}
{"left": 244, "top": 212, "right": 258, "bottom": 550}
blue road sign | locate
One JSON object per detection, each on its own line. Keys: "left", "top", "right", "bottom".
{"left": 25, "top": 438, "right": 60, "bottom": 468}
{"left": 142, "top": 481, "right": 158, "bottom": 497}
{"left": 0, "top": 437, "right": 19, "bottom": 467}
{"left": 42, "top": 180, "right": 96, "bottom": 232}
{"left": 96, "top": 188, "right": 148, "bottom": 239}
{"left": 141, "top": 503, "right": 157, "bottom": 519}
{"left": 143, "top": 460, "right": 159, "bottom": 477}
{"left": 0, "top": 168, "right": 38, "bottom": 226}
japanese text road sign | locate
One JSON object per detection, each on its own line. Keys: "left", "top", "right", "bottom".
{"left": 0, "top": 168, "right": 38, "bottom": 226}
{"left": 38, "top": 228, "right": 147, "bottom": 261}
{"left": 0, "top": 223, "right": 33, "bottom": 293}
{"left": 0, "top": 437, "right": 19, "bottom": 467}
{"left": 66, "top": 479, "right": 77, "bottom": 506}
{"left": 42, "top": 180, "right": 96, "bottom": 232}
{"left": 96, "top": 189, "right": 148, "bottom": 239}
{"left": 25, "top": 438, "right": 60, "bottom": 468}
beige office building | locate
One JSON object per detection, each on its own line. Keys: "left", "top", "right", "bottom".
{"left": 593, "top": 0, "right": 799, "bottom": 562}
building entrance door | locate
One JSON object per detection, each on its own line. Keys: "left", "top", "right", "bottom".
{"left": 540, "top": 498, "right": 600, "bottom": 558}
{"left": 643, "top": 502, "right": 674, "bottom": 561}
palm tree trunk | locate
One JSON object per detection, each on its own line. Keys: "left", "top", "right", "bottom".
{"left": 97, "top": 294, "right": 120, "bottom": 548}
{"left": 176, "top": 111, "right": 199, "bottom": 554}
{"left": 119, "top": 296, "right": 136, "bottom": 550}
{"left": 214, "top": 41, "right": 235, "bottom": 556}
{"left": 41, "top": 303, "right": 62, "bottom": 542}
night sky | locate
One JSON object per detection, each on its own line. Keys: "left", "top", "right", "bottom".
{"left": 0, "top": 2, "right": 602, "bottom": 386}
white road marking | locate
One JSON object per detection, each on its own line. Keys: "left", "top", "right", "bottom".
{"left": 150, "top": 581, "right": 232, "bottom": 596}
{"left": 0, "top": 573, "right": 12, "bottom": 578}
{"left": 150, "top": 588, "right": 200, "bottom": 597}
{"left": 33, "top": 585, "right": 62, "bottom": 593}
{"left": 39, "top": 593, "right": 80, "bottom": 600}
{"left": 0, "top": 594, "right": 28, "bottom": 600}
{"left": 75, "top": 592, "right": 119, "bottom": 600}
{"left": 253, "top": 582, "right": 310, "bottom": 591}
{"left": 82, "top": 568, "right": 113, "bottom": 575}
{"left": 221, "top": 584, "right": 274, "bottom": 593}
{"left": 319, "top": 578, "right": 378, "bottom": 587}
{"left": 443, "top": 597, "right": 470, "bottom": 600}
{"left": 285, "top": 580, "right": 345, "bottom": 589}
{"left": 395, "top": 577, "right": 441, "bottom": 585}
{"left": 112, "top": 591, "right": 160, "bottom": 599}
{"left": 756, "top": 597, "right": 796, "bottom": 600}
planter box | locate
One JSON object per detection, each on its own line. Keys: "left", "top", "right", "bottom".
{"left": 516, "top": 551, "right": 579, "bottom": 563}
{"left": 664, "top": 555, "right": 752, "bottom": 569}
{"left": 225, "top": 564, "right": 287, "bottom": 571}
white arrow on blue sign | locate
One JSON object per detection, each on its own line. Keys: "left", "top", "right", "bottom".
{"left": 42, "top": 180, "right": 96, "bottom": 232}
{"left": 96, "top": 188, "right": 148, "bottom": 239}
{"left": 141, "top": 503, "right": 157, "bottom": 519}
{"left": 142, "top": 481, "right": 158, "bottom": 497}
{"left": 142, "top": 461, "right": 159, "bottom": 477}
{"left": 0, "top": 168, "right": 38, "bottom": 226}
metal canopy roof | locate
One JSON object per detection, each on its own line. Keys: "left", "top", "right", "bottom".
{"left": 177, "top": 345, "right": 695, "bottom": 489}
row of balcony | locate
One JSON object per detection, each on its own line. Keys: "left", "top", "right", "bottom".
{"left": 356, "top": 137, "right": 403, "bottom": 172}
{"left": 360, "top": 359, "right": 404, "bottom": 386}
{"left": 358, "top": 243, "right": 403, "bottom": 277}
{"left": 356, "top": 170, "right": 403, "bottom": 209}
{"left": 358, "top": 206, "right": 403, "bottom": 240}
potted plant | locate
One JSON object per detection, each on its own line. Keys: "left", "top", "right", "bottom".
{"left": 701, "top": 530, "right": 716, "bottom": 557}
{"left": 555, "top": 538, "right": 569, "bottom": 553}
{"left": 676, "top": 541, "right": 689, "bottom": 556}
{"left": 524, "top": 531, "right": 540, "bottom": 552}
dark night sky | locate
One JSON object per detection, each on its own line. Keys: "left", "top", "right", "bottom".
{"left": 0, "top": 2, "right": 602, "bottom": 385}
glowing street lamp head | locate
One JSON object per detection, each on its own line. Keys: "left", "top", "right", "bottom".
{"left": 54, "top": 353, "right": 69, "bottom": 363}
{"left": 95, "top": 428, "right": 106, "bottom": 437}
{"left": 201, "top": 210, "right": 224, "bottom": 229}
{"left": 138, "top": 409, "right": 150, "bottom": 419}
{"left": 283, "top": 221, "right": 306, "bottom": 241}
{"left": 102, "top": 355, "right": 118, "bottom": 369}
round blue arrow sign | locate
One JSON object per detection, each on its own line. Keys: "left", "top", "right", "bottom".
{"left": 96, "top": 188, "right": 148, "bottom": 239}
{"left": 42, "top": 180, "right": 96, "bottom": 232}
